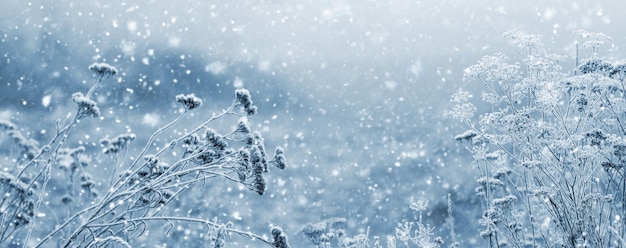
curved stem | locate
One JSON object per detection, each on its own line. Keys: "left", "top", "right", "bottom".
{"left": 87, "top": 216, "right": 275, "bottom": 247}
{"left": 34, "top": 205, "right": 98, "bottom": 248}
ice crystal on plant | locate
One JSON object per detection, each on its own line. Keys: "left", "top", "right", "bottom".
{"left": 503, "top": 30, "right": 543, "bottom": 53}
{"left": 449, "top": 102, "right": 476, "bottom": 121}
{"left": 462, "top": 53, "right": 520, "bottom": 83}
{"left": 574, "top": 30, "right": 612, "bottom": 50}
{"left": 450, "top": 89, "right": 472, "bottom": 103}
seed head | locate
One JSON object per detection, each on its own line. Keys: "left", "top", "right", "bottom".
{"left": 89, "top": 62, "right": 118, "bottom": 78}
{"left": 235, "top": 117, "right": 251, "bottom": 134}
{"left": 72, "top": 92, "right": 100, "bottom": 120}
{"left": 235, "top": 88, "right": 257, "bottom": 116}
{"left": 271, "top": 226, "right": 291, "bottom": 248}
{"left": 272, "top": 147, "right": 287, "bottom": 169}
{"left": 205, "top": 128, "right": 227, "bottom": 150}
{"left": 176, "top": 93, "right": 203, "bottom": 111}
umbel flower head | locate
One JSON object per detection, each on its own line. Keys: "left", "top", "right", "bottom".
{"left": 72, "top": 92, "right": 100, "bottom": 120}
{"left": 176, "top": 93, "right": 203, "bottom": 111}
{"left": 272, "top": 147, "right": 287, "bottom": 169}
{"left": 89, "top": 62, "right": 118, "bottom": 79}
{"left": 235, "top": 88, "right": 257, "bottom": 115}
{"left": 101, "top": 133, "right": 136, "bottom": 154}
{"left": 271, "top": 226, "right": 291, "bottom": 248}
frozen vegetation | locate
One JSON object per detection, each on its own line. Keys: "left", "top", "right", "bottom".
{"left": 2, "top": 1, "right": 626, "bottom": 247}
{"left": 1, "top": 62, "right": 289, "bottom": 247}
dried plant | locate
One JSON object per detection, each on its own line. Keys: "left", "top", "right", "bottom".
{"left": 453, "top": 30, "right": 626, "bottom": 247}
{"left": 0, "top": 62, "right": 290, "bottom": 247}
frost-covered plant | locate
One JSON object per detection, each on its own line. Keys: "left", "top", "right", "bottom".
{"left": 453, "top": 30, "right": 626, "bottom": 247}
{"left": 300, "top": 199, "right": 450, "bottom": 248}
{"left": 0, "top": 63, "right": 290, "bottom": 247}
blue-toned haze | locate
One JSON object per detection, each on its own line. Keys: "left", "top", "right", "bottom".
{"left": 1, "top": 0, "right": 624, "bottom": 247}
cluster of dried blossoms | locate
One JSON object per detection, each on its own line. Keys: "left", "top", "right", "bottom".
{"left": 0, "top": 62, "right": 290, "bottom": 247}
{"left": 0, "top": 172, "right": 35, "bottom": 241}
{"left": 455, "top": 30, "right": 626, "bottom": 247}
{"left": 178, "top": 121, "right": 287, "bottom": 196}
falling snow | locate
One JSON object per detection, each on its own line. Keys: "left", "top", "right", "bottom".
{"left": 0, "top": 0, "right": 624, "bottom": 247}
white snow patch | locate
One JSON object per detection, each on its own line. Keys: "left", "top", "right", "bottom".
{"left": 126, "top": 21, "right": 137, "bottom": 32}
{"left": 543, "top": 8, "right": 555, "bottom": 20}
{"left": 120, "top": 40, "right": 136, "bottom": 56}
{"left": 205, "top": 61, "right": 226, "bottom": 74}
{"left": 258, "top": 60, "right": 272, "bottom": 72}
{"left": 168, "top": 36, "right": 181, "bottom": 47}
{"left": 142, "top": 113, "right": 160, "bottom": 127}
{"left": 233, "top": 77, "right": 244, "bottom": 88}
{"left": 409, "top": 59, "right": 422, "bottom": 79}
{"left": 231, "top": 211, "right": 242, "bottom": 220}
{"left": 384, "top": 80, "right": 397, "bottom": 91}
{"left": 42, "top": 95, "right": 51, "bottom": 107}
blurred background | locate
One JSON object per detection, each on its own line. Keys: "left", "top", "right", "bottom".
{"left": 1, "top": 0, "right": 624, "bottom": 246}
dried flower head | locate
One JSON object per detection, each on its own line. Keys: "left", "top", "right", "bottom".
{"left": 72, "top": 92, "right": 100, "bottom": 120}
{"left": 205, "top": 128, "right": 228, "bottom": 150}
{"left": 235, "top": 117, "right": 251, "bottom": 134}
{"left": 574, "top": 30, "right": 612, "bottom": 49}
{"left": 493, "top": 195, "right": 517, "bottom": 208}
{"left": 7, "top": 130, "right": 39, "bottom": 161}
{"left": 101, "top": 133, "right": 136, "bottom": 154}
{"left": 89, "top": 62, "right": 118, "bottom": 78}
{"left": 271, "top": 226, "right": 291, "bottom": 248}
{"left": 450, "top": 89, "right": 473, "bottom": 103}
{"left": 0, "top": 119, "right": 16, "bottom": 131}
{"left": 272, "top": 147, "right": 287, "bottom": 169}
{"left": 235, "top": 89, "right": 257, "bottom": 115}
{"left": 449, "top": 102, "right": 476, "bottom": 122}
{"left": 300, "top": 222, "right": 328, "bottom": 245}
{"left": 176, "top": 93, "right": 203, "bottom": 111}
{"left": 477, "top": 177, "right": 504, "bottom": 188}
{"left": 503, "top": 30, "right": 544, "bottom": 52}
{"left": 579, "top": 59, "right": 614, "bottom": 75}
{"left": 252, "top": 164, "right": 267, "bottom": 195}
{"left": 410, "top": 199, "right": 429, "bottom": 212}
